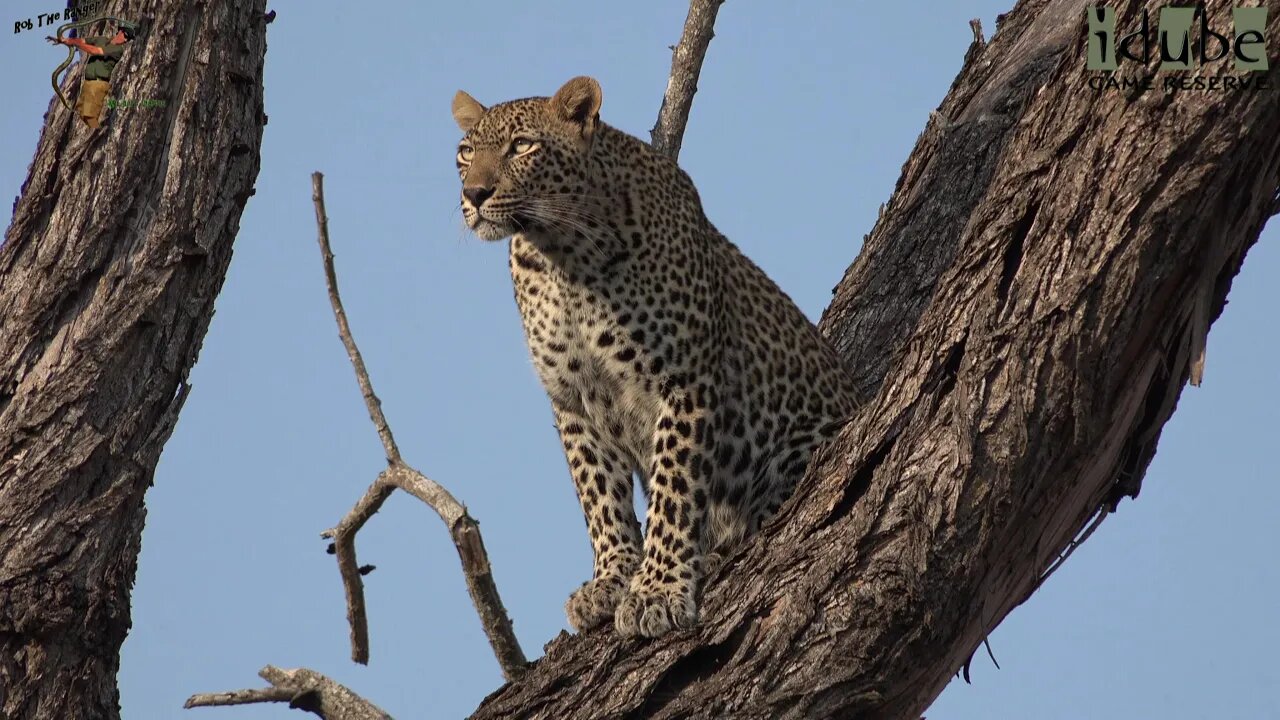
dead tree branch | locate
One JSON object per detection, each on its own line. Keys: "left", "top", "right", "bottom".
{"left": 311, "top": 173, "right": 403, "bottom": 464}
{"left": 649, "top": 0, "right": 725, "bottom": 159}
{"left": 186, "top": 687, "right": 297, "bottom": 709}
{"left": 309, "top": 172, "right": 528, "bottom": 680}
{"left": 185, "top": 666, "right": 391, "bottom": 719}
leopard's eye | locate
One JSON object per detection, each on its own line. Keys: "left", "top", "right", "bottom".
{"left": 510, "top": 138, "right": 537, "bottom": 156}
{"left": 457, "top": 144, "right": 475, "bottom": 163}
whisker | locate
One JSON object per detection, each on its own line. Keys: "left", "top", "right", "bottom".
{"left": 449, "top": 205, "right": 471, "bottom": 246}
{"left": 535, "top": 191, "right": 613, "bottom": 201}
{"left": 521, "top": 205, "right": 601, "bottom": 248}
{"left": 523, "top": 199, "right": 610, "bottom": 226}
{"left": 522, "top": 200, "right": 606, "bottom": 230}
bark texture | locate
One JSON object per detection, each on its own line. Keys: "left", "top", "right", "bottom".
{"left": 469, "top": 0, "right": 1280, "bottom": 718}
{"left": 0, "top": 1, "right": 268, "bottom": 718}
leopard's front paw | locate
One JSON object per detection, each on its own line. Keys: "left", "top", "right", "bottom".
{"left": 613, "top": 576, "right": 698, "bottom": 638}
{"left": 702, "top": 551, "right": 725, "bottom": 579}
{"left": 565, "top": 575, "right": 628, "bottom": 632}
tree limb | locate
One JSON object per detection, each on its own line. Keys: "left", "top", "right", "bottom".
{"left": 310, "top": 173, "right": 528, "bottom": 680}
{"left": 311, "top": 172, "right": 404, "bottom": 465}
{"left": 185, "top": 666, "right": 392, "bottom": 719}
{"left": 649, "top": 0, "right": 725, "bottom": 159}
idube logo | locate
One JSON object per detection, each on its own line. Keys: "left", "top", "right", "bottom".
{"left": 1086, "top": 5, "right": 1271, "bottom": 92}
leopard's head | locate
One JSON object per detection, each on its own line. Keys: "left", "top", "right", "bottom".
{"left": 452, "top": 76, "right": 604, "bottom": 242}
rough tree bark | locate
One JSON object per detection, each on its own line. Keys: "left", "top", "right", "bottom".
{"left": 468, "top": 0, "right": 1280, "bottom": 718}
{"left": 0, "top": 1, "right": 268, "bottom": 718}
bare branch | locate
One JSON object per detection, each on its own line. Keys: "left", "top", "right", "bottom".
{"left": 185, "top": 687, "right": 295, "bottom": 709}
{"left": 185, "top": 666, "right": 392, "bottom": 719}
{"left": 387, "top": 465, "right": 526, "bottom": 676}
{"left": 311, "top": 174, "right": 402, "bottom": 464}
{"left": 650, "top": 0, "right": 725, "bottom": 160}
{"left": 310, "top": 173, "right": 528, "bottom": 680}
{"left": 319, "top": 473, "right": 393, "bottom": 665}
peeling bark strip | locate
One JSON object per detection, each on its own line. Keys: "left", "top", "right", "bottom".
{"left": 0, "top": 1, "right": 268, "bottom": 718}
{"left": 470, "top": 1, "right": 1280, "bottom": 718}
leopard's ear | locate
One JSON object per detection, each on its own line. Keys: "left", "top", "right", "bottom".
{"left": 550, "top": 76, "right": 602, "bottom": 138}
{"left": 452, "top": 90, "right": 486, "bottom": 132}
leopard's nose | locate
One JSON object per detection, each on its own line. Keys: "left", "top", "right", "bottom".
{"left": 463, "top": 186, "right": 495, "bottom": 207}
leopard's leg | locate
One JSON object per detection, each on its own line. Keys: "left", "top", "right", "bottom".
{"left": 614, "top": 398, "right": 714, "bottom": 638}
{"left": 746, "top": 417, "right": 847, "bottom": 533}
{"left": 555, "top": 404, "right": 643, "bottom": 632}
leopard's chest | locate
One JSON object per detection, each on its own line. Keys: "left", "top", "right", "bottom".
{"left": 510, "top": 237, "right": 660, "bottom": 466}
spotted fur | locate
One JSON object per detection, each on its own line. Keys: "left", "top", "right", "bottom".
{"left": 452, "top": 77, "right": 860, "bottom": 638}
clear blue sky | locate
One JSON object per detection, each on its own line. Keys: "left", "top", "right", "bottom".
{"left": 3, "top": 2, "right": 1277, "bottom": 718}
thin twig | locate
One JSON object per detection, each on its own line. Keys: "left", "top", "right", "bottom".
{"left": 185, "top": 665, "right": 393, "bottom": 719}
{"left": 310, "top": 173, "right": 528, "bottom": 680}
{"left": 650, "top": 0, "right": 726, "bottom": 160}
{"left": 311, "top": 174, "right": 400, "bottom": 464}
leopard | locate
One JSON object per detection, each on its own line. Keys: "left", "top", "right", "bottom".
{"left": 452, "top": 76, "right": 860, "bottom": 638}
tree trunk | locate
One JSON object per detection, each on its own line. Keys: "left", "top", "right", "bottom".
{"left": 469, "top": 0, "right": 1280, "bottom": 718}
{"left": 0, "top": 1, "right": 267, "bottom": 718}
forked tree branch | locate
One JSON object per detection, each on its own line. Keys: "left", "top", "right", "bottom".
{"left": 308, "top": 172, "right": 527, "bottom": 679}
{"left": 187, "top": 176, "right": 533, "bottom": 710}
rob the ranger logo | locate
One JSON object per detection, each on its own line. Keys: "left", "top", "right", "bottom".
{"left": 1087, "top": 5, "right": 1269, "bottom": 72}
